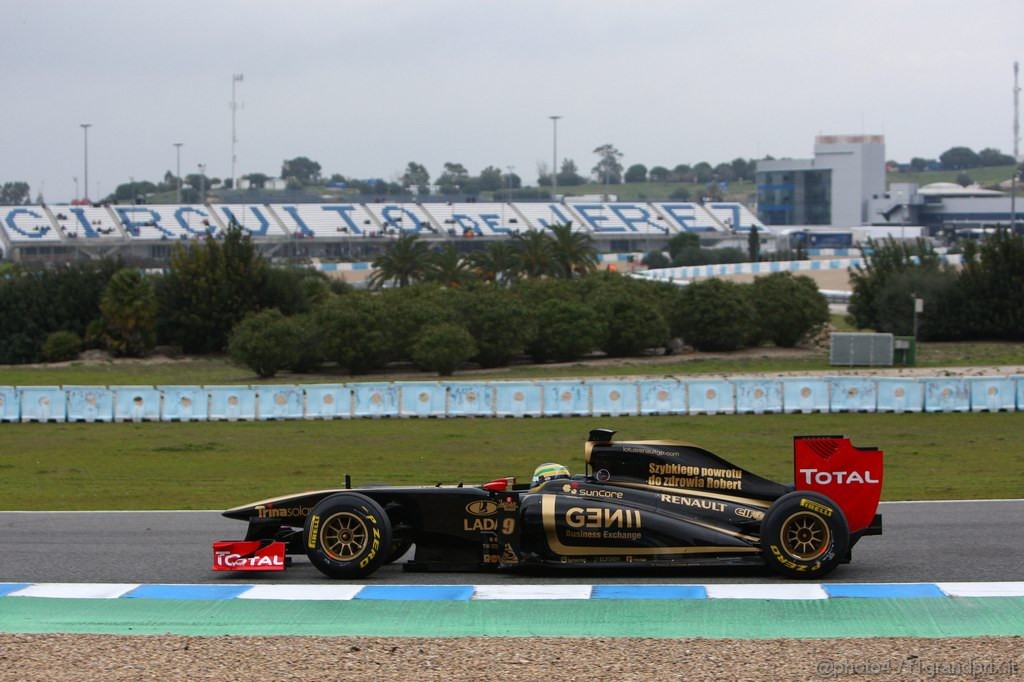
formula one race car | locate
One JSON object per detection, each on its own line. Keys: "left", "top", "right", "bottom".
{"left": 214, "top": 429, "right": 883, "bottom": 579}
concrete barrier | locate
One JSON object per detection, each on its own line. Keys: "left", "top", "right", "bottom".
{"left": 160, "top": 386, "right": 208, "bottom": 422}
{"left": 353, "top": 383, "right": 400, "bottom": 418}
{"left": 782, "top": 378, "right": 829, "bottom": 414}
{"left": 19, "top": 386, "right": 65, "bottom": 422}
{"left": 590, "top": 380, "right": 639, "bottom": 417}
{"left": 967, "top": 377, "right": 1016, "bottom": 412}
{"left": 258, "top": 385, "right": 304, "bottom": 420}
{"left": 447, "top": 383, "right": 495, "bottom": 417}
{"left": 208, "top": 386, "right": 258, "bottom": 421}
{"left": 303, "top": 384, "right": 351, "bottom": 419}
{"left": 494, "top": 382, "right": 543, "bottom": 418}
{"left": 398, "top": 382, "right": 447, "bottom": 418}
{"left": 687, "top": 380, "right": 733, "bottom": 415}
{"left": 637, "top": 379, "right": 686, "bottom": 415}
{"left": 65, "top": 386, "right": 114, "bottom": 422}
{"left": 827, "top": 377, "right": 877, "bottom": 413}
{"left": 0, "top": 387, "right": 19, "bottom": 422}
{"left": 733, "top": 379, "right": 783, "bottom": 414}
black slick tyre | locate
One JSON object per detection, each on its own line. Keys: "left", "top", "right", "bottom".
{"left": 760, "top": 490, "right": 849, "bottom": 579}
{"left": 304, "top": 492, "right": 392, "bottom": 579}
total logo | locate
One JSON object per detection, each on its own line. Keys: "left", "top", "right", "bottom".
{"left": 213, "top": 551, "right": 284, "bottom": 569}
{"left": 799, "top": 468, "right": 880, "bottom": 485}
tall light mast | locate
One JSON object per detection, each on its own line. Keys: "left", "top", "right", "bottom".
{"left": 231, "top": 74, "right": 244, "bottom": 189}
{"left": 1012, "top": 62, "right": 1020, "bottom": 230}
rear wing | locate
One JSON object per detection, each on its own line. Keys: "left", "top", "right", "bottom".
{"left": 794, "top": 436, "right": 883, "bottom": 534}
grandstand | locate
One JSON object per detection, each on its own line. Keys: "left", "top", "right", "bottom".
{"left": 115, "top": 205, "right": 218, "bottom": 240}
{"left": 271, "top": 203, "right": 380, "bottom": 238}
{"left": 0, "top": 199, "right": 763, "bottom": 265}
{"left": 422, "top": 203, "right": 524, "bottom": 236}
{"left": 361, "top": 203, "right": 439, "bottom": 235}
{"left": 510, "top": 203, "right": 582, "bottom": 232}
{"left": 651, "top": 202, "right": 727, "bottom": 232}
{"left": 566, "top": 203, "right": 675, "bottom": 234}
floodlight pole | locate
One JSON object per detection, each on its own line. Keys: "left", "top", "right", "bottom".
{"left": 1012, "top": 61, "right": 1020, "bottom": 231}
{"left": 549, "top": 115, "right": 561, "bottom": 200}
{"left": 80, "top": 123, "right": 92, "bottom": 202}
{"left": 231, "top": 74, "right": 244, "bottom": 189}
{"left": 174, "top": 143, "right": 184, "bottom": 203}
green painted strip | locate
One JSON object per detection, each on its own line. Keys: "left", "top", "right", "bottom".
{"left": 1, "top": 597, "right": 1022, "bottom": 638}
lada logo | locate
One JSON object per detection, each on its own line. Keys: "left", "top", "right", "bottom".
{"left": 466, "top": 500, "right": 499, "bottom": 516}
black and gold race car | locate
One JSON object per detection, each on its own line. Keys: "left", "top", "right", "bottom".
{"left": 214, "top": 429, "right": 883, "bottom": 579}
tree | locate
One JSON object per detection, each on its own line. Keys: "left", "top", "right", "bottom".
{"left": 0, "top": 182, "right": 30, "bottom": 205}
{"left": 592, "top": 144, "right": 624, "bottom": 184}
{"left": 672, "top": 279, "right": 756, "bottom": 351}
{"left": 455, "top": 287, "right": 535, "bottom": 367}
{"left": 668, "top": 186, "right": 692, "bottom": 201}
{"left": 548, "top": 222, "right": 597, "bottom": 278}
{"left": 425, "top": 243, "right": 473, "bottom": 288}
{"left": 368, "top": 234, "right": 432, "bottom": 288}
{"left": 730, "top": 158, "right": 752, "bottom": 181}
{"left": 847, "top": 237, "right": 944, "bottom": 331}
{"left": 693, "top": 162, "right": 714, "bottom": 183}
{"left": 470, "top": 242, "right": 520, "bottom": 285}
{"left": 592, "top": 290, "right": 669, "bottom": 357}
{"left": 314, "top": 294, "right": 389, "bottom": 373}
{"left": 527, "top": 299, "right": 605, "bottom": 362}
{"left": 649, "top": 166, "right": 671, "bottom": 182}
{"left": 557, "top": 159, "right": 585, "bottom": 186}
{"left": 959, "top": 229, "right": 1024, "bottom": 339}
{"left": 713, "top": 163, "right": 735, "bottom": 183}
{"left": 747, "top": 225, "right": 760, "bottom": 261}
{"left": 909, "top": 157, "right": 931, "bottom": 172}
{"left": 939, "top": 146, "right": 980, "bottom": 170}
{"left": 99, "top": 269, "right": 157, "bottom": 357}
{"left": 978, "top": 148, "right": 1015, "bottom": 167}
{"left": 667, "top": 232, "right": 700, "bottom": 259}
{"left": 243, "top": 173, "right": 270, "bottom": 189}
{"left": 227, "top": 309, "right": 300, "bottom": 378}
{"left": 624, "top": 164, "right": 648, "bottom": 183}
{"left": 401, "top": 162, "right": 430, "bottom": 193}
{"left": 672, "top": 164, "right": 693, "bottom": 182}
{"left": 642, "top": 250, "right": 671, "bottom": 269}
{"left": 478, "top": 166, "right": 503, "bottom": 192}
{"left": 156, "top": 225, "right": 267, "bottom": 353}
{"left": 750, "top": 272, "right": 828, "bottom": 347}
{"left": 512, "top": 230, "right": 556, "bottom": 278}
{"left": 411, "top": 323, "right": 476, "bottom": 375}
{"left": 281, "top": 156, "right": 322, "bottom": 185}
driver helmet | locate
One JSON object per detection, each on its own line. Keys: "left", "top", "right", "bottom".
{"left": 532, "top": 462, "right": 571, "bottom": 487}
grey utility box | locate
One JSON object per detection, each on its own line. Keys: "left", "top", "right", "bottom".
{"left": 829, "top": 333, "right": 894, "bottom": 366}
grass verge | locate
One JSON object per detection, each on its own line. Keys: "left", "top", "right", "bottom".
{"left": 1, "top": 412, "right": 1020, "bottom": 510}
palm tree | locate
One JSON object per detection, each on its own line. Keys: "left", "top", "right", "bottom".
{"left": 425, "top": 243, "right": 473, "bottom": 288}
{"left": 548, "top": 222, "right": 597, "bottom": 278}
{"left": 368, "top": 234, "right": 431, "bottom": 288}
{"left": 512, "top": 229, "right": 556, "bottom": 279}
{"left": 469, "top": 242, "right": 520, "bottom": 285}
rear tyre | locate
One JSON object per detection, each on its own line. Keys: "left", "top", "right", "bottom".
{"left": 760, "top": 491, "right": 849, "bottom": 579}
{"left": 304, "top": 493, "right": 392, "bottom": 579}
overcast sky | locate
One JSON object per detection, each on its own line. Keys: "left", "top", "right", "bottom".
{"left": 3, "top": 1, "right": 1021, "bottom": 203}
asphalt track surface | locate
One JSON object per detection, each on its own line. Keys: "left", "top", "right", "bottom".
{"left": 1, "top": 500, "right": 1021, "bottom": 586}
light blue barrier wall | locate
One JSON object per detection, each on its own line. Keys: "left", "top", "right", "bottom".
{"left": 0, "top": 387, "right": 19, "bottom": 422}
{"left": 258, "top": 385, "right": 304, "bottom": 420}
{"left": 828, "top": 377, "right": 877, "bottom": 413}
{"left": 876, "top": 377, "right": 923, "bottom": 413}
{"left": 733, "top": 379, "right": 783, "bottom": 414}
{"left": 967, "top": 377, "right": 1015, "bottom": 412}
{"left": 303, "top": 384, "right": 351, "bottom": 419}
{"left": 782, "top": 378, "right": 829, "bottom": 414}
{"left": 66, "top": 386, "right": 114, "bottom": 422}
{"left": 20, "top": 386, "right": 66, "bottom": 422}
{"left": 542, "top": 381, "right": 591, "bottom": 417}
{"left": 590, "top": 380, "right": 640, "bottom": 416}
{"left": 494, "top": 382, "right": 543, "bottom": 417}
{"left": 687, "top": 380, "right": 734, "bottom": 415}
{"left": 448, "top": 383, "right": 495, "bottom": 417}
{"left": 207, "top": 386, "right": 258, "bottom": 421}
{"left": 112, "top": 386, "right": 162, "bottom": 422}
{"left": 924, "top": 379, "right": 971, "bottom": 413}
{"left": 5, "top": 376, "right": 1018, "bottom": 422}
{"left": 398, "top": 382, "right": 447, "bottom": 418}
{"left": 160, "top": 386, "right": 208, "bottom": 422}
{"left": 637, "top": 379, "right": 686, "bottom": 415}
{"left": 353, "top": 383, "right": 400, "bottom": 418}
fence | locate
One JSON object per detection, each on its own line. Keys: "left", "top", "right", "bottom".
{"left": 2, "top": 375, "right": 1019, "bottom": 423}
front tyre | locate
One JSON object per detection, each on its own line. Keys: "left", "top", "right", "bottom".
{"left": 304, "top": 493, "right": 392, "bottom": 579}
{"left": 760, "top": 491, "right": 849, "bottom": 579}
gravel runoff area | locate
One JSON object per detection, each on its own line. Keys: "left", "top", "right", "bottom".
{"left": 0, "top": 635, "right": 1021, "bottom": 681}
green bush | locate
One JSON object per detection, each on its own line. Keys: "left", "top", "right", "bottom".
{"left": 282, "top": 313, "right": 325, "bottom": 373}
{"left": 454, "top": 286, "right": 535, "bottom": 368}
{"left": 227, "top": 309, "right": 299, "bottom": 378}
{"left": 314, "top": 293, "right": 389, "bottom": 373}
{"left": 672, "top": 279, "right": 756, "bottom": 351}
{"left": 528, "top": 299, "right": 606, "bottom": 362}
{"left": 100, "top": 269, "right": 158, "bottom": 357}
{"left": 410, "top": 323, "right": 476, "bottom": 376}
{"left": 750, "top": 272, "right": 829, "bottom": 347}
{"left": 379, "top": 285, "right": 458, "bottom": 361}
{"left": 41, "top": 330, "right": 82, "bottom": 362}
